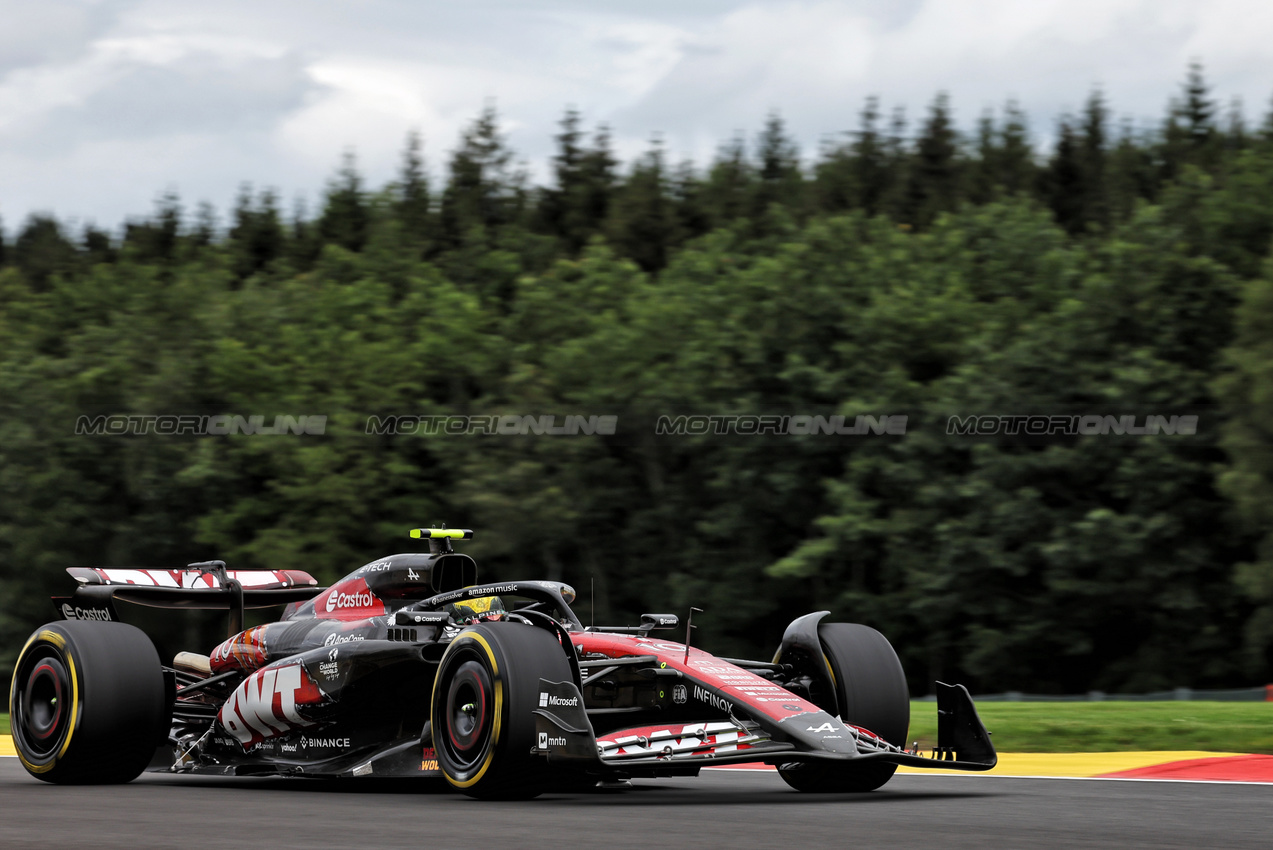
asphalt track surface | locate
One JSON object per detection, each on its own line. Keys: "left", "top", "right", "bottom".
{"left": 1, "top": 759, "right": 1270, "bottom": 849}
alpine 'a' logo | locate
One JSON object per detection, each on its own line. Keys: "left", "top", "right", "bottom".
{"left": 807, "top": 722, "right": 836, "bottom": 733}
{"left": 219, "top": 665, "right": 315, "bottom": 747}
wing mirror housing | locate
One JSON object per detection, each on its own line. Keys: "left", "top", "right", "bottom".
{"left": 640, "top": 613, "right": 679, "bottom": 631}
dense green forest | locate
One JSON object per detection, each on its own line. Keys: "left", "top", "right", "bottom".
{"left": 4, "top": 64, "right": 1273, "bottom": 695}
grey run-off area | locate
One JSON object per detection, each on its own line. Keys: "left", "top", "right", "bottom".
{"left": 1, "top": 759, "right": 1269, "bottom": 849}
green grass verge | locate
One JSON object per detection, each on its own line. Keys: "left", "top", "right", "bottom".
{"left": 1, "top": 713, "right": 8, "bottom": 736}
{"left": 906, "top": 701, "right": 1273, "bottom": 754}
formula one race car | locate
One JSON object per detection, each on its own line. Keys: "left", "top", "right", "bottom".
{"left": 9, "top": 529, "right": 996, "bottom": 797}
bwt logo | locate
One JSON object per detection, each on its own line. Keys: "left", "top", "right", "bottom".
{"left": 539, "top": 692, "right": 579, "bottom": 708}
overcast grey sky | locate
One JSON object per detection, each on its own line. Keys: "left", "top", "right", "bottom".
{"left": 1, "top": 0, "right": 1270, "bottom": 233}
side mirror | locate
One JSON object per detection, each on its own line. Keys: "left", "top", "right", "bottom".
{"left": 640, "top": 613, "right": 679, "bottom": 631}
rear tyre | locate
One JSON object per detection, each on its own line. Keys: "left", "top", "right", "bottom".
{"left": 430, "top": 622, "right": 573, "bottom": 799}
{"left": 9, "top": 620, "right": 169, "bottom": 784}
{"left": 779, "top": 623, "right": 909, "bottom": 793}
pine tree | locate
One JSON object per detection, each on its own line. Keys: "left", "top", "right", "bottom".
{"left": 671, "top": 159, "right": 710, "bottom": 242}
{"left": 191, "top": 202, "right": 216, "bottom": 249}
{"left": 82, "top": 224, "right": 115, "bottom": 264}
{"left": 578, "top": 125, "right": 618, "bottom": 238}
{"left": 1225, "top": 97, "right": 1248, "bottom": 155}
{"left": 1108, "top": 118, "right": 1157, "bottom": 221}
{"left": 1261, "top": 95, "right": 1273, "bottom": 146}
{"left": 537, "top": 108, "right": 583, "bottom": 245}
{"left": 903, "top": 93, "right": 959, "bottom": 227}
{"left": 1042, "top": 118, "right": 1085, "bottom": 234}
{"left": 230, "top": 185, "right": 284, "bottom": 279}
{"left": 1182, "top": 61, "right": 1217, "bottom": 153}
{"left": 1159, "top": 62, "right": 1219, "bottom": 182}
{"left": 703, "top": 134, "right": 753, "bottom": 228}
{"left": 13, "top": 214, "right": 78, "bottom": 290}
{"left": 396, "top": 130, "right": 431, "bottom": 248}
{"left": 999, "top": 100, "right": 1035, "bottom": 196}
{"left": 752, "top": 112, "right": 804, "bottom": 223}
{"left": 814, "top": 132, "right": 854, "bottom": 214}
{"left": 605, "top": 139, "right": 674, "bottom": 272}
{"left": 882, "top": 105, "right": 910, "bottom": 220}
{"left": 967, "top": 110, "right": 999, "bottom": 205}
{"left": 439, "top": 105, "right": 525, "bottom": 250}
{"left": 538, "top": 110, "right": 617, "bottom": 252}
{"left": 816, "top": 97, "right": 891, "bottom": 215}
{"left": 287, "top": 196, "right": 321, "bottom": 271}
{"left": 853, "top": 96, "right": 892, "bottom": 216}
{"left": 123, "top": 192, "right": 181, "bottom": 263}
{"left": 1080, "top": 88, "right": 1110, "bottom": 230}
{"left": 0, "top": 213, "right": 8, "bottom": 267}
{"left": 319, "top": 151, "right": 369, "bottom": 253}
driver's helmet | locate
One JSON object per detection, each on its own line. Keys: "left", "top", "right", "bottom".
{"left": 445, "top": 595, "right": 506, "bottom": 625}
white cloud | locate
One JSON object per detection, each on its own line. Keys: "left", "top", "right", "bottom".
{"left": 0, "top": 0, "right": 1269, "bottom": 232}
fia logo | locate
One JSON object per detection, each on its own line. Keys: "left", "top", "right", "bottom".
{"left": 328, "top": 647, "right": 338, "bottom": 662}
{"left": 672, "top": 684, "right": 687, "bottom": 705}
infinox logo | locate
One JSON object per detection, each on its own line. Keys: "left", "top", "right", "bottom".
{"left": 61, "top": 602, "right": 113, "bottom": 621}
{"left": 325, "top": 587, "right": 377, "bottom": 613}
{"left": 692, "top": 685, "right": 734, "bottom": 713}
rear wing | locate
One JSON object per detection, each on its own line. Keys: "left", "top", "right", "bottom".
{"left": 58, "top": 561, "right": 325, "bottom": 636}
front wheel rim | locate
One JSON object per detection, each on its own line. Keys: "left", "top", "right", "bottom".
{"left": 439, "top": 656, "right": 495, "bottom": 776}
{"left": 13, "top": 647, "right": 72, "bottom": 761}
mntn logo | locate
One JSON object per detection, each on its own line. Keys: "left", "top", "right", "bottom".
{"left": 537, "top": 731, "right": 566, "bottom": 748}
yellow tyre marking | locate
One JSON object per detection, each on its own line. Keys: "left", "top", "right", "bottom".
{"left": 434, "top": 631, "right": 503, "bottom": 790}
{"left": 12, "top": 628, "right": 78, "bottom": 774}
{"left": 57, "top": 651, "right": 79, "bottom": 760}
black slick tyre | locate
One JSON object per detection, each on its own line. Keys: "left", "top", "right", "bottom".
{"left": 9, "top": 620, "right": 169, "bottom": 784}
{"left": 430, "top": 621, "right": 573, "bottom": 799}
{"left": 779, "top": 622, "right": 910, "bottom": 793}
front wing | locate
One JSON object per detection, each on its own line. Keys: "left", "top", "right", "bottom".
{"left": 533, "top": 679, "right": 997, "bottom": 776}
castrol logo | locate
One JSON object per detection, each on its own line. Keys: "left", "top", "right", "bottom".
{"left": 61, "top": 602, "right": 113, "bottom": 621}
{"left": 325, "top": 589, "right": 376, "bottom": 613}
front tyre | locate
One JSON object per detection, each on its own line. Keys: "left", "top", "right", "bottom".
{"left": 430, "top": 622, "right": 573, "bottom": 799}
{"left": 779, "top": 623, "right": 909, "bottom": 793}
{"left": 9, "top": 620, "right": 169, "bottom": 784}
